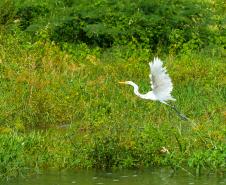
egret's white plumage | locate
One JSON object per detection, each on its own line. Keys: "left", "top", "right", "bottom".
{"left": 119, "top": 57, "right": 175, "bottom": 104}
{"left": 149, "top": 57, "right": 175, "bottom": 103}
{"left": 119, "top": 57, "right": 192, "bottom": 121}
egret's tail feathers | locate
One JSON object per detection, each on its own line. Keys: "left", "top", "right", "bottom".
{"left": 168, "top": 97, "right": 176, "bottom": 101}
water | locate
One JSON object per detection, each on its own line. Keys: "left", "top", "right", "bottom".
{"left": 5, "top": 168, "right": 225, "bottom": 185}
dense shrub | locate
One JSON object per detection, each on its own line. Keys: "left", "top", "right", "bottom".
{"left": 51, "top": 17, "right": 115, "bottom": 47}
{"left": 16, "top": 5, "right": 49, "bottom": 30}
{"left": 0, "top": 0, "right": 16, "bottom": 26}
{"left": 1, "top": 0, "right": 224, "bottom": 52}
{"left": 49, "top": 0, "right": 225, "bottom": 52}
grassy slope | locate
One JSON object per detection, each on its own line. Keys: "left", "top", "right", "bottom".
{"left": 0, "top": 0, "right": 225, "bottom": 181}
{"left": 0, "top": 32, "right": 225, "bottom": 180}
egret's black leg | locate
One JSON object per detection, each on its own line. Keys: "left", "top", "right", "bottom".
{"left": 166, "top": 103, "right": 189, "bottom": 121}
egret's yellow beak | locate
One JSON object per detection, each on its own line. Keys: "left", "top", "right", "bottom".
{"left": 118, "top": 81, "right": 126, "bottom": 84}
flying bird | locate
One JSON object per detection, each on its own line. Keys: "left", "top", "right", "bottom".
{"left": 119, "top": 57, "right": 188, "bottom": 120}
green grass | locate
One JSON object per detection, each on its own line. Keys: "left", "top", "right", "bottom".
{"left": 0, "top": 31, "right": 225, "bottom": 181}
{"left": 0, "top": 0, "right": 225, "bottom": 181}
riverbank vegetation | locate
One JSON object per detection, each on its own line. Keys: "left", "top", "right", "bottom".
{"left": 0, "top": 0, "right": 225, "bottom": 181}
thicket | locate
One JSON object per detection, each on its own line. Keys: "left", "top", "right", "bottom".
{"left": 0, "top": 0, "right": 225, "bottom": 54}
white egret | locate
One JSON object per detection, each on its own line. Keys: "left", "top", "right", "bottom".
{"left": 119, "top": 57, "right": 188, "bottom": 120}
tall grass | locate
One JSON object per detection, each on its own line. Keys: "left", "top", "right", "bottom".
{"left": 0, "top": 31, "right": 225, "bottom": 181}
{"left": 0, "top": 0, "right": 225, "bottom": 181}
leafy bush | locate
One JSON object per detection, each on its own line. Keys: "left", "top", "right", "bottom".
{"left": 51, "top": 16, "right": 115, "bottom": 47}
{"left": 16, "top": 5, "right": 49, "bottom": 30}
{"left": 49, "top": 0, "right": 225, "bottom": 51}
{"left": 2, "top": 0, "right": 224, "bottom": 52}
{"left": 0, "top": 0, "right": 16, "bottom": 26}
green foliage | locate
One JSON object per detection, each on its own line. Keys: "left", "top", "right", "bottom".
{"left": 49, "top": 0, "right": 226, "bottom": 51}
{"left": 1, "top": 0, "right": 225, "bottom": 52}
{"left": 0, "top": 0, "right": 225, "bottom": 181}
{"left": 16, "top": 5, "right": 49, "bottom": 30}
{"left": 0, "top": 134, "right": 24, "bottom": 180}
{"left": 0, "top": 0, "right": 16, "bottom": 26}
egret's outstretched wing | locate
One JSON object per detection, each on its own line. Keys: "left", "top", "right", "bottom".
{"left": 149, "top": 57, "right": 175, "bottom": 102}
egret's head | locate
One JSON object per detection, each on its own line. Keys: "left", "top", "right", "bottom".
{"left": 118, "top": 81, "right": 133, "bottom": 85}
{"left": 118, "top": 81, "right": 138, "bottom": 88}
{"left": 119, "top": 81, "right": 139, "bottom": 92}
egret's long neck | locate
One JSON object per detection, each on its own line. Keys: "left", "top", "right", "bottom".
{"left": 128, "top": 82, "right": 146, "bottom": 99}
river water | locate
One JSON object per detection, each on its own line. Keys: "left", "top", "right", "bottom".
{"left": 5, "top": 168, "right": 225, "bottom": 185}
